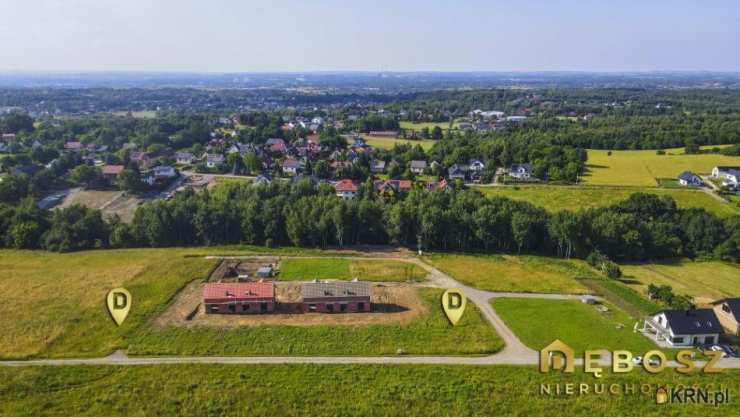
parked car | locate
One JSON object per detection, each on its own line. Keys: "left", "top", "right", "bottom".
{"left": 632, "top": 356, "right": 660, "bottom": 366}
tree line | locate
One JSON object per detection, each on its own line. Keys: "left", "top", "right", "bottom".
{"left": 1, "top": 180, "right": 737, "bottom": 263}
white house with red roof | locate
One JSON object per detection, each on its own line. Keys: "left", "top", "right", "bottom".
{"left": 334, "top": 179, "right": 359, "bottom": 199}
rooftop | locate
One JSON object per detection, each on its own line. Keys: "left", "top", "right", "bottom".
{"left": 302, "top": 281, "right": 371, "bottom": 299}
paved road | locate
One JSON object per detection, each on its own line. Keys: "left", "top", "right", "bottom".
{"left": 2, "top": 255, "right": 739, "bottom": 369}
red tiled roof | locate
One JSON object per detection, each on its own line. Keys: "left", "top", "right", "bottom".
{"left": 203, "top": 282, "right": 275, "bottom": 302}
{"left": 334, "top": 179, "right": 358, "bottom": 192}
{"left": 102, "top": 165, "right": 124, "bottom": 175}
{"left": 64, "top": 141, "right": 82, "bottom": 149}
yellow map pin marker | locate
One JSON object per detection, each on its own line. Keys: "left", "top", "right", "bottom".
{"left": 441, "top": 288, "right": 467, "bottom": 326}
{"left": 106, "top": 288, "right": 132, "bottom": 326}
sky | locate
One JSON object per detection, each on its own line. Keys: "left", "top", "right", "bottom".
{"left": 1, "top": 0, "right": 739, "bottom": 73}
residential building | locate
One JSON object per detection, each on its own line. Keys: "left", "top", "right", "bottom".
{"left": 642, "top": 308, "right": 722, "bottom": 347}
{"left": 302, "top": 281, "right": 372, "bottom": 313}
{"left": 334, "top": 179, "right": 359, "bottom": 199}
{"left": 509, "top": 163, "right": 533, "bottom": 179}
{"left": 448, "top": 164, "right": 466, "bottom": 180}
{"left": 711, "top": 298, "right": 740, "bottom": 336}
{"left": 63, "top": 141, "right": 83, "bottom": 152}
{"left": 677, "top": 171, "right": 702, "bottom": 186}
{"left": 203, "top": 282, "right": 276, "bottom": 315}
{"left": 506, "top": 116, "right": 528, "bottom": 123}
{"left": 206, "top": 154, "right": 225, "bottom": 168}
{"left": 130, "top": 151, "right": 156, "bottom": 170}
{"left": 410, "top": 160, "right": 427, "bottom": 174}
{"left": 367, "top": 131, "right": 399, "bottom": 138}
{"left": 101, "top": 165, "right": 124, "bottom": 182}
{"left": 175, "top": 152, "right": 195, "bottom": 165}
{"left": 370, "top": 159, "right": 386, "bottom": 174}
{"left": 374, "top": 179, "right": 412, "bottom": 197}
{"left": 468, "top": 159, "right": 485, "bottom": 172}
{"left": 711, "top": 166, "right": 740, "bottom": 188}
{"left": 266, "top": 138, "right": 287, "bottom": 154}
{"left": 282, "top": 158, "right": 302, "bottom": 175}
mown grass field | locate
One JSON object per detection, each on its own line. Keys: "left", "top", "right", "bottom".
{"left": 399, "top": 120, "right": 460, "bottom": 131}
{"left": 1, "top": 364, "right": 736, "bottom": 417}
{"left": 584, "top": 147, "right": 740, "bottom": 186}
{"left": 493, "top": 298, "right": 661, "bottom": 356}
{"left": 578, "top": 278, "right": 660, "bottom": 319}
{"left": 279, "top": 258, "right": 427, "bottom": 282}
{"left": 620, "top": 260, "right": 740, "bottom": 305}
{"left": 362, "top": 135, "right": 437, "bottom": 150}
{"left": 0, "top": 249, "right": 218, "bottom": 359}
{"left": 424, "top": 254, "right": 598, "bottom": 294}
{"left": 476, "top": 185, "right": 739, "bottom": 217}
{"left": 0, "top": 249, "right": 498, "bottom": 358}
{"left": 127, "top": 288, "right": 502, "bottom": 356}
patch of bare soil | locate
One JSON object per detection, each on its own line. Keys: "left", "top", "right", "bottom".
{"left": 154, "top": 281, "right": 428, "bottom": 328}
{"left": 208, "top": 258, "right": 280, "bottom": 281}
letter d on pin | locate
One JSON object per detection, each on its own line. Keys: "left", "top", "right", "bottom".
{"left": 441, "top": 288, "right": 467, "bottom": 326}
{"left": 107, "top": 288, "right": 132, "bottom": 326}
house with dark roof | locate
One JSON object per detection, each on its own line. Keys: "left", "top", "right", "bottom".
{"left": 642, "top": 308, "right": 722, "bottom": 347}
{"left": 301, "top": 281, "right": 372, "bottom": 313}
{"left": 374, "top": 179, "right": 412, "bottom": 197}
{"left": 370, "top": 159, "right": 386, "bottom": 174}
{"left": 678, "top": 171, "right": 702, "bottom": 187}
{"left": 175, "top": 152, "right": 195, "bottom": 165}
{"left": 711, "top": 166, "right": 740, "bottom": 188}
{"left": 203, "top": 282, "right": 275, "bottom": 314}
{"left": 509, "top": 163, "right": 533, "bottom": 179}
{"left": 711, "top": 298, "right": 740, "bottom": 336}
{"left": 409, "top": 160, "right": 427, "bottom": 174}
{"left": 282, "top": 158, "right": 302, "bottom": 175}
{"left": 448, "top": 164, "right": 466, "bottom": 181}
{"left": 206, "top": 153, "right": 225, "bottom": 168}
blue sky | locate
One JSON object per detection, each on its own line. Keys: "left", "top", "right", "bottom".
{"left": 1, "top": 0, "right": 738, "bottom": 72}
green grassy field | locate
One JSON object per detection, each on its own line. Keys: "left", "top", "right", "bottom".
{"left": 493, "top": 298, "right": 660, "bottom": 356}
{"left": 577, "top": 278, "right": 661, "bottom": 319}
{"left": 424, "top": 254, "right": 598, "bottom": 294}
{"left": 399, "top": 120, "right": 460, "bottom": 131}
{"left": 279, "top": 258, "right": 427, "bottom": 282}
{"left": 0, "top": 249, "right": 218, "bottom": 359}
{"left": 475, "top": 185, "right": 739, "bottom": 217}
{"left": 584, "top": 147, "right": 740, "bottom": 186}
{"left": 620, "top": 260, "right": 740, "bottom": 305}
{"left": 127, "top": 288, "right": 502, "bottom": 356}
{"left": 363, "top": 135, "right": 437, "bottom": 150}
{"left": 1, "top": 364, "right": 736, "bottom": 416}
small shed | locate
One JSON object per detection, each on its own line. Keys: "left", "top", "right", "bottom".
{"left": 257, "top": 265, "right": 274, "bottom": 279}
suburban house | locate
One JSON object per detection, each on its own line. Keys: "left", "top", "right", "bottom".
{"left": 506, "top": 116, "right": 528, "bottom": 123}
{"left": 282, "top": 158, "right": 302, "bottom": 175}
{"left": 266, "top": 138, "right": 287, "bottom": 154}
{"left": 367, "top": 131, "right": 398, "bottom": 138}
{"left": 101, "top": 165, "right": 124, "bottom": 182}
{"left": 509, "top": 163, "right": 533, "bottom": 179}
{"left": 711, "top": 298, "right": 740, "bottom": 336}
{"left": 374, "top": 179, "right": 412, "bottom": 197}
{"left": 642, "top": 308, "right": 722, "bottom": 347}
{"left": 203, "top": 282, "right": 276, "bottom": 315}
{"left": 206, "top": 154, "right": 225, "bottom": 168}
{"left": 448, "top": 164, "right": 466, "bottom": 180}
{"left": 410, "top": 160, "right": 427, "bottom": 174}
{"left": 678, "top": 171, "right": 703, "bottom": 186}
{"left": 711, "top": 166, "right": 740, "bottom": 188}
{"left": 176, "top": 152, "right": 195, "bottom": 165}
{"left": 334, "top": 179, "right": 359, "bottom": 200}
{"left": 130, "top": 151, "right": 156, "bottom": 170}
{"left": 63, "top": 141, "right": 83, "bottom": 152}
{"left": 370, "top": 160, "right": 386, "bottom": 173}
{"left": 468, "top": 159, "right": 485, "bottom": 172}
{"left": 301, "top": 281, "right": 372, "bottom": 313}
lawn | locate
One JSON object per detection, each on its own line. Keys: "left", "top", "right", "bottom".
{"left": 584, "top": 147, "right": 740, "bottom": 186}
{"left": 475, "top": 185, "right": 739, "bottom": 217}
{"left": 126, "top": 288, "right": 502, "bottom": 356}
{"left": 399, "top": 120, "right": 460, "bottom": 131}
{"left": 620, "top": 260, "right": 740, "bottom": 305}
{"left": 577, "top": 278, "right": 660, "bottom": 319}
{"left": 0, "top": 249, "right": 218, "bottom": 359}
{"left": 279, "top": 258, "right": 427, "bottom": 282}
{"left": 493, "top": 298, "right": 660, "bottom": 356}
{"left": 362, "top": 135, "right": 437, "bottom": 151}
{"left": 423, "top": 254, "right": 598, "bottom": 294}
{"left": 1, "top": 364, "right": 736, "bottom": 417}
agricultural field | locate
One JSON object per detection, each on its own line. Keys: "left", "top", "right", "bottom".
{"left": 423, "top": 254, "right": 598, "bottom": 294}
{"left": 127, "top": 287, "right": 502, "bottom": 356}
{"left": 1, "top": 364, "right": 736, "bottom": 417}
{"left": 362, "top": 135, "right": 437, "bottom": 151}
{"left": 584, "top": 147, "right": 740, "bottom": 186}
{"left": 0, "top": 249, "right": 218, "bottom": 359}
{"left": 492, "top": 298, "right": 661, "bottom": 356}
{"left": 620, "top": 260, "right": 740, "bottom": 305}
{"left": 278, "top": 258, "right": 427, "bottom": 282}
{"left": 475, "top": 185, "right": 739, "bottom": 217}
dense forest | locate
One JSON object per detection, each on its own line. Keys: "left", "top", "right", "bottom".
{"left": 1, "top": 181, "right": 738, "bottom": 264}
